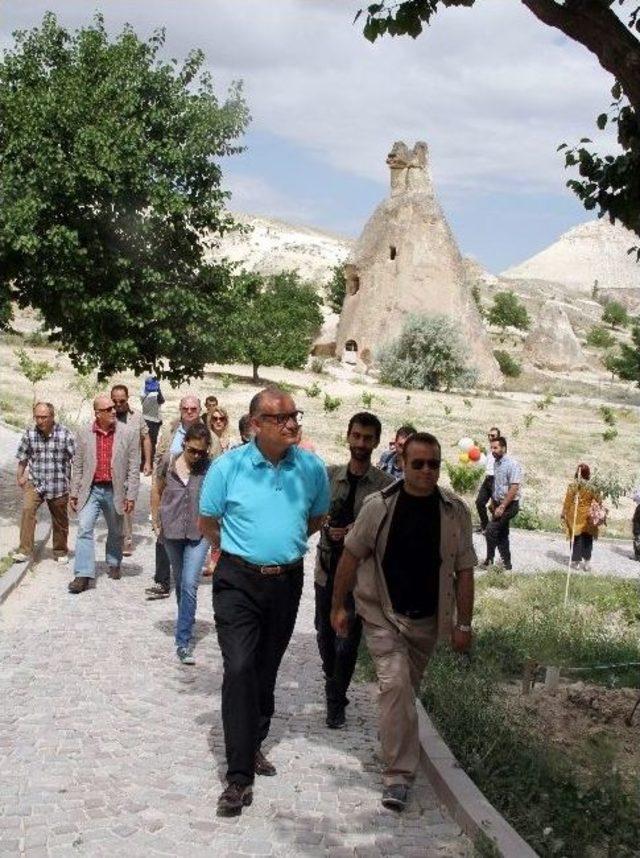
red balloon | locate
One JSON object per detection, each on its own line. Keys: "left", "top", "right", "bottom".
{"left": 468, "top": 446, "right": 481, "bottom": 462}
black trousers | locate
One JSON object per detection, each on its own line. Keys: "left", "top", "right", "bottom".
{"left": 485, "top": 500, "right": 519, "bottom": 566}
{"left": 212, "top": 554, "right": 303, "bottom": 786}
{"left": 154, "top": 539, "right": 171, "bottom": 589}
{"left": 632, "top": 506, "right": 640, "bottom": 561}
{"left": 571, "top": 533, "right": 593, "bottom": 562}
{"left": 314, "top": 580, "right": 362, "bottom": 714}
{"left": 475, "top": 476, "right": 494, "bottom": 531}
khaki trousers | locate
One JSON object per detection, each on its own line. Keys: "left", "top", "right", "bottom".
{"left": 19, "top": 483, "right": 69, "bottom": 557}
{"left": 364, "top": 613, "right": 438, "bottom": 786}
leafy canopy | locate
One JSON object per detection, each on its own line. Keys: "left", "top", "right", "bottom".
{"left": 326, "top": 265, "right": 347, "bottom": 314}
{"left": 487, "top": 291, "right": 530, "bottom": 332}
{"left": 601, "top": 300, "right": 630, "bottom": 329}
{"left": 377, "top": 312, "right": 477, "bottom": 390}
{"left": 0, "top": 13, "right": 249, "bottom": 383}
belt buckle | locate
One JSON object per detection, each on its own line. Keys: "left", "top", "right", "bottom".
{"left": 260, "top": 564, "right": 281, "bottom": 576}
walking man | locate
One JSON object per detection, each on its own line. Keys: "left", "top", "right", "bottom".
{"left": 111, "top": 384, "right": 152, "bottom": 556}
{"left": 331, "top": 432, "right": 476, "bottom": 811}
{"left": 315, "top": 412, "right": 392, "bottom": 728}
{"left": 474, "top": 426, "right": 500, "bottom": 533}
{"left": 199, "top": 387, "right": 330, "bottom": 817}
{"left": 378, "top": 425, "right": 415, "bottom": 480}
{"left": 13, "top": 402, "right": 75, "bottom": 564}
{"left": 68, "top": 395, "right": 140, "bottom": 594}
{"left": 482, "top": 436, "right": 523, "bottom": 571}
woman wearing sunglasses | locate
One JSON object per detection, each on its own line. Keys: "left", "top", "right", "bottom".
{"left": 151, "top": 423, "right": 212, "bottom": 665}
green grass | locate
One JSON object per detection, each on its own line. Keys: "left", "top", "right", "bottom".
{"left": 0, "top": 555, "right": 15, "bottom": 577}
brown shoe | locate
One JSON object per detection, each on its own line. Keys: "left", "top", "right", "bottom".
{"left": 254, "top": 749, "right": 276, "bottom": 777}
{"left": 122, "top": 543, "right": 133, "bottom": 557}
{"left": 68, "top": 576, "right": 90, "bottom": 594}
{"left": 108, "top": 566, "right": 121, "bottom": 580}
{"left": 217, "top": 782, "right": 253, "bottom": 817}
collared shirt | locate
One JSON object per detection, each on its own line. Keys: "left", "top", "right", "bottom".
{"left": 15, "top": 423, "right": 75, "bottom": 499}
{"left": 485, "top": 452, "right": 495, "bottom": 477}
{"left": 93, "top": 422, "right": 115, "bottom": 482}
{"left": 170, "top": 423, "right": 187, "bottom": 456}
{"left": 158, "top": 460, "right": 210, "bottom": 541}
{"left": 200, "top": 439, "right": 330, "bottom": 565}
{"left": 492, "top": 454, "right": 523, "bottom": 503}
{"left": 378, "top": 449, "right": 404, "bottom": 481}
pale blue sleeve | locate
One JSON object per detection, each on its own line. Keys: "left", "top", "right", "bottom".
{"left": 309, "top": 458, "right": 331, "bottom": 517}
{"left": 199, "top": 460, "right": 228, "bottom": 518}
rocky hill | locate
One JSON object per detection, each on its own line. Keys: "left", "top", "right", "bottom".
{"left": 205, "top": 213, "right": 352, "bottom": 286}
{"left": 501, "top": 220, "right": 640, "bottom": 294}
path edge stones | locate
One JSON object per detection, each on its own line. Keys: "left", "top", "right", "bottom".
{"left": 0, "top": 518, "right": 51, "bottom": 605}
{"left": 417, "top": 700, "right": 539, "bottom": 857}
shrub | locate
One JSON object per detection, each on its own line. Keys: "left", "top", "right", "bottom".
{"left": 325, "top": 265, "right": 346, "bottom": 314}
{"left": 470, "top": 284, "right": 485, "bottom": 318}
{"left": 487, "top": 291, "right": 530, "bottom": 331}
{"left": 309, "top": 357, "right": 325, "bottom": 374}
{"left": 602, "top": 427, "right": 618, "bottom": 442}
{"left": 598, "top": 404, "right": 616, "bottom": 425}
{"left": 512, "top": 505, "right": 543, "bottom": 531}
{"left": 522, "top": 413, "right": 535, "bottom": 428}
{"left": 445, "top": 463, "right": 483, "bottom": 494}
{"left": 377, "top": 313, "right": 477, "bottom": 391}
{"left": 586, "top": 325, "right": 616, "bottom": 349}
{"left": 493, "top": 349, "right": 521, "bottom": 377}
{"left": 602, "top": 300, "right": 629, "bottom": 329}
{"left": 305, "top": 381, "right": 321, "bottom": 398}
{"left": 220, "top": 373, "right": 232, "bottom": 389}
{"left": 360, "top": 390, "right": 373, "bottom": 408}
{"left": 323, "top": 393, "right": 342, "bottom": 413}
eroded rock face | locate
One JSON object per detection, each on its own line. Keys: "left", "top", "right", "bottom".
{"left": 523, "top": 300, "right": 586, "bottom": 370}
{"left": 336, "top": 140, "right": 502, "bottom": 386}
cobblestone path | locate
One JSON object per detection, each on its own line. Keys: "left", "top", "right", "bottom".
{"left": 0, "top": 497, "right": 470, "bottom": 858}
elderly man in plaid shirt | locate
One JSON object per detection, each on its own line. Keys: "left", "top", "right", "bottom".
{"left": 14, "top": 402, "right": 75, "bottom": 564}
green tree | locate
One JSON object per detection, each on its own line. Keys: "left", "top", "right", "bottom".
{"left": 225, "top": 271, "right": 323, "bottom": 383}
{"left": 326, "top": 265, "right": 347, "bottom": 314}
{"left": 601, "top": 300, "right": 630, "bottom": 329}
{"left": 487, "top": 291, "right": 530, "bottom": 332}
{"left": 586, "top": 324, "right": 616, "bottom": 348}
{"left": 14, "top": 348, "right": 54, "bottom": 403}
{"left": 358, "top": 1, "right": 640, "bottom": 238}
{"left": 470, "top": 284, "right": 485, "bottom": 319}
{"left": 604, "top": 324, "right": 640, "bottom": 384}
{"left": 377, "top": 313, "right": 476, "bottom": 390}
{"left": 0, "top": 13, "right": 249, "bottom": 383}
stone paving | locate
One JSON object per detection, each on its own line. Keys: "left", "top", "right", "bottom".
{"left": 0, "top": 494, "right": 471, "bottom": 858}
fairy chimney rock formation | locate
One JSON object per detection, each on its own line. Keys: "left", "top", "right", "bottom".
{"left": 336, "top": 141, "right": 502, "bottom": 386}
{"left": 523, "top": 300, "right": 586, "bottom": 371}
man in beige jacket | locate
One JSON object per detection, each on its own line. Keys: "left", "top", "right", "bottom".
{"left": 331, "top": 431, "right": 476, "bottom": 812}
{"left": 68, "top": 395, "right": 140, "bottom": 594}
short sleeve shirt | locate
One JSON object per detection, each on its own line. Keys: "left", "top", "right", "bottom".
{"left": 492, "top": 455, "right": 523, "bottom": 503}
{"left": 199, "top": 440, "right": 330, "bottom": 565}
{"left": 15, "top": 423, "right": 75, "bottom": 499}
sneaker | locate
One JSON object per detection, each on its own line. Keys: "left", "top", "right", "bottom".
{"left": 326, "top": 707, "right": 346, "bottom": 729}
{"left": 217, "top": 782, "right": 253, "bottom": 817}
{"left": 381, "top": 784, "right": 409, "bottom": 811}
{"left": 11, "top": 552, "right": 29, "bottom": 563}
{"left": 145, "top": 583, "right": 170, "bottom": 600}
{"left": 176, "top": 647, "right": 196, "bottom": 666}
{"left": 56, "top": 555, "right": 69, "bottom": 564}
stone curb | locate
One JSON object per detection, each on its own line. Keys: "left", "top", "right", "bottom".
{"left": 417, "top": 701, "right": 538, "bottom": 857}
{"left": 0, "top": 519, "right": 51, "bottom": 605}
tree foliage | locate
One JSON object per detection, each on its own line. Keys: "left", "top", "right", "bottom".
{"left": 377, "top": 313, "right": 477, "bottom": 390}
{"left": 14, "top": 348, "right": 55, "bottom": 402}
{"left": 223, "top": 271, "right": 324, "bottom": 382}
{"left": 326, "top": 265, "right": 347, "bottom": 314}
{"left": 603, "top": 324, "right": 640, "bottom": 384}
{"left": 586, "top": 324, "right": 616, "bottom": 348}
{"left": 601, "top": 300, "right": 630, "bottom": 329}
{"left": 358, "top": 1, "right": 640, "bottom": 238}
{"left": 0, "top": 13, "right": 249, "bottom": 383}
{"left": 488, "top": 291, "right": 530, "bottom": 332}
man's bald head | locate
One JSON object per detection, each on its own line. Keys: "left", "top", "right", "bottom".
{"left": 93, "top": 394, "right": 116, "bottom": 429}
{"left": 179, "top": 395, "right": 201, "bottom": 428}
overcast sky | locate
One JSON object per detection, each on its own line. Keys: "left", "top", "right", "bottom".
{"left": 1, "top": 0, "right": 619, "bottom": 271}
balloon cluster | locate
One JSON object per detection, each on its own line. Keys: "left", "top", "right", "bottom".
{"left": 457, "top": 437, "right": 487, "bottom": 468}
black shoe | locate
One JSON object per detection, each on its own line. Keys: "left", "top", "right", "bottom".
{"left": 68, "top": 576, "right": 90, "bottom": 594}
{"left": 503, "top": 562, "right": 513, "bottom": 571}
{"left": 254, "top": 749, "right": 276, "bottom": 776}
{"left": 145, "top": 583, "right": 170, "bottom": 600}
{"left": 217, "top": 782, "right": 253, "bottom": 817}
{"left": 381, "top": 784, "right": 409, "bottom": 811}
{"left": 326, "top": 707, "right": 346, "bottom": 729}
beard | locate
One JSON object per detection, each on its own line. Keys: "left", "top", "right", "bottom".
{"left": 349, "top": 447, "right": 371, "bottom": 462}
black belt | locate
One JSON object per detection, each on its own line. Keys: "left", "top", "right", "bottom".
{"left": 397, "top": 609, "right": 434, "bottom": 620}
{"left": 92, "top": 480, "right": 112, "bottom": 487}
{"left": 221, "top": 551, "right": 303, "bottom": 577}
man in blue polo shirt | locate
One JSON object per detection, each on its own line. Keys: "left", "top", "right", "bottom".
{"left": 199, "top": 387, "right": 330, "bottom": 818}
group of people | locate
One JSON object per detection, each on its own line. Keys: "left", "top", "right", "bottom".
{"left": 11, "top": 384, "right": 639, "bottom": 819}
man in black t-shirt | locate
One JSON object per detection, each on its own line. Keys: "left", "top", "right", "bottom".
{"left": 331, "top": 432, "right": 476, "bottom": 812}
{"left": 314, "top": 413, "right": 393, "bottom": 729}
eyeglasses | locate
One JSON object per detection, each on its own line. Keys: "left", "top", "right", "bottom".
{"left": 409, "top": 458, "right": 441, "bottom": 471}
{"left": 258, "top": 410, "right": 303, "bottom": 426}
{"left": 185, "top": 446, "right": 208, "bottom": 458}
{"left": 212, "top": 416, "right": 227, "bottom": 423}
{"left": 181, "top": 406, "right": 199, "bottom": 413}
{"left": 96, "top": 406, "right": 116, "bottom": 412}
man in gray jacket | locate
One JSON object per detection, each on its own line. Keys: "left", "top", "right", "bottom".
{"left": 68, "top": 394, "right": 140, "bottom": 594}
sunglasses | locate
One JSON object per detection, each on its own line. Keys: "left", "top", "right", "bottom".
{"left": 409, "top": 458, "right": 441, "bottom": 471}
{"left": 185, "top": 446, "right": 208, "bottom": 457}
{"left": 212, "top": 416, "right": 227, "bottom": 422}
{"left": 259, "top": 410, "right": 304, "bottom": 426}
{"left": 96, "top": 405, "right": 116, "bottom": 412}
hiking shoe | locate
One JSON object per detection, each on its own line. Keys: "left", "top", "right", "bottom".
{"left": 107, "top": 565, "right": 121, "bottom": 580}
{"left": 68, "top": 576, "right": 90, "bottom": 594}
{"left": 11, "top": 552, "right": 29, "bottom": 563}
{"left": 176, "top": 647, "right": 195, "bottom": 666}
{"left": 381, "top": 784, "right": 409, "bottom": 811}
{"left": 145, "top": 583, "right": 170, "bottom": 600}
{"left": 326, "top": 707, "right": 346, "bottom": 729}
{"left": 254, "top": 749, "right": 276, "bottom": 776}
{"left": 217, "top": 782, "right": 253, "bottom": 817}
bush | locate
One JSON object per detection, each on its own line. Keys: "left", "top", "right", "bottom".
{"left": 377, "top": 313, "right": 477, "bottom": 391}
{"left": 305, "top": 381, "right": 321, "bottom": 398}
{"left": 360, "top": 390, "right": 373, "bottom": 408}
{"left": 323, "top": 393, "right": 342, "bottom": 413}
{"left": 487, "top": 291, "right": 530, "bottom": 331}
{"left": 599, "top": 404, "right": 616, "bottom": 425}
{"left": 309, "top": 357, "right": 326, "bottom": 374}
{"left": 512, "top": 505, "right": 543, "bottom": 531}
{"left": 493, "top": 349, "right": 521, "bottom": 377}
{"left": 445, "top": 463, "right": 483, "bottom": 494}
{"left": 586, "top": 325, "right": 616, "bottom": 349}
{"left": 602, "top": 300, "right": 629, "bottom": 329}
{"left": 470, "top": 284, "right": 485, "bottom": 318}
{"left": 325, "top": 265, "right": 346, "bottom": 314}
{"left": 602, "top": 427, "right": 618, "bottom": 441}
{"left": 220, "top": 374, "right": 232, "bottom": 389}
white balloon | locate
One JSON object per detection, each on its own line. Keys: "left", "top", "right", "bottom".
{"left": 458, "top": 437, "right": 474, "bottom": 453}
{"left": 475, "top": 453, "right": 487, "bottom": 468}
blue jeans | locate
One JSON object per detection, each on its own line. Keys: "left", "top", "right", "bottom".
{"left": 164, "top": 537, "right": 210, "bottom": 649}
{"left": 74, "top": 484, "right": 123, "bottom": 578}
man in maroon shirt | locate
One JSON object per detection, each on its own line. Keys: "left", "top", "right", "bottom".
{"left": 68, "top": 395, "right": 140, "bottom": 594}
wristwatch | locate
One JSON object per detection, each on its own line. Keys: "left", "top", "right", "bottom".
{"left": 456, "top": 623, "right": 472, "bottom": 633}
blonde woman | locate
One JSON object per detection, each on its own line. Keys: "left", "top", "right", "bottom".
{"left": 207, "top": 406, "right": 231, "bottom": 455}
{"left": 561, "top": 463, "right": 601, "bottom": 571}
